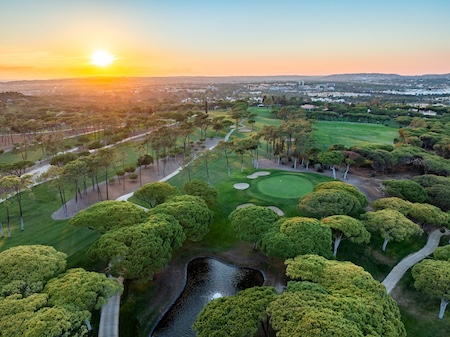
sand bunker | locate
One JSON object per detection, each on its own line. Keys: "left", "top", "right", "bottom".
{"left": 233, "top": 183, "right": 250, "bottom": 190}
{"left": 246, "top": 171, "right": 271, "bottom": 179}
{"left": 236, "top": 203, "right": 255, "bottom": 209}
{"left": 267, "top": 206, "right": 285, "bottom": 216}
{"left": 235, "top": 203, "right": 284, "bottom": 216}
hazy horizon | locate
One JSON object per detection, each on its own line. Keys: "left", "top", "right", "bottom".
{"left": 1, "top": 0, "right": 449, "bottom": 81}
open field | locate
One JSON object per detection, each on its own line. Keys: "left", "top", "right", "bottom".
{"left": 313, "top": 121, "right": 399, "bottom": 149}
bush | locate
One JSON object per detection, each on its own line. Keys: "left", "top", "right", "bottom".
{"left": 128, "top": 173, "right": 138, "bottom": 180}
{"left": 88, "top": 140, "right": 102, "bottom": 150}
{"left": 382, "top": 179, "right": 428, "bottom": 203}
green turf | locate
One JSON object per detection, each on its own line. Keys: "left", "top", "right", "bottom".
{"left": 253, "top": 174, "right": 314, "bottom": 199}
{"left": 313, "top": 121, "right": 399, "bottom": 149}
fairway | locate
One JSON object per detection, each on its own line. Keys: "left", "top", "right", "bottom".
{"left": 253, "top": 174, "right": 314, "bottom": 199}
{"left": 313, "top": 121, "right": 398, "bottom": 148}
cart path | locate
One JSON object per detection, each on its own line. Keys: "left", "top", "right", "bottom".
{"left": 382, "top": 228, "right": 450, "bottom": 294}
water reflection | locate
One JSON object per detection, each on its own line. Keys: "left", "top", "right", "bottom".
{"left": 151, "top": 258, "right": 264, "bottom": 337}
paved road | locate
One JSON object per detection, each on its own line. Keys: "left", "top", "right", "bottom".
{"left": 98, "top": 277, "right": 123, "bottom": 337}
{"left": 382, "top": 228, "right": 450, "bottom": 294}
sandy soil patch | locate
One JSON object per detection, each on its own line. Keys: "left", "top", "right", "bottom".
{"left": 233, "top": 183, "right": 250, "bottom": 190}
{"left": 246, "top": 171, "right": 271, "bottom": 179}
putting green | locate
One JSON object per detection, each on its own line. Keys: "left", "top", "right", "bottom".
{"left": 254, "top": 174, "right": 314, "bottom": 199}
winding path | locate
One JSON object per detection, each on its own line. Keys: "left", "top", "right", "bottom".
{"left": 382, "top": 228, "right": 450, "bottom": 294}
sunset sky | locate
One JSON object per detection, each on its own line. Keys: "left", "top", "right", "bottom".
{"left": 1, "top": 0, "right": 449, "bottom": 81}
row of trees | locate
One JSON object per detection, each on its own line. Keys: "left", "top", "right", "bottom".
{"left": 0, "top": 245, "right": 122, "bottom": 336}
{"left": 69, "top": 181, "right": 216, "bottom": 280}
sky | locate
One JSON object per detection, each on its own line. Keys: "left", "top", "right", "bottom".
{"left": 1, "top": 0, "right": 449, "bottom": 80}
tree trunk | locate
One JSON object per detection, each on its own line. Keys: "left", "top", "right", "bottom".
{"left": 18, "top": 197, "right": 24, "bottom": 231}
{"left": 105, "top": 169, "right": 109, "bottom": 200}
{"left": 439, "top": 298, "right": 449, "bottom": 319}
{"left": 205, "top": 161, "right": 210, "bottom": 186}
{"left": 331, "top": 166, "right": 337, "bottom": 180}
{"left": 343, "top": 164, "right": 351, "bottom": 180}
{"left": 85, "top": 318, "right": 92, "bottom": 331}
{"left": 224, "top": 151, "right": 231, "bottom": 177}
{"left": 0, "top": 222, "right": 3, "bottom": 238}
{"left": 74, "top": 182, "right": 79, "bottom": 212}
{"left": 333, "top": 233, "right": 343, "bottom": 256}
{"left": 382, "top": 238, "right": 389, "bottom": 252}
{"left": 6, "top": 206, "right": 11, "bottom": 238}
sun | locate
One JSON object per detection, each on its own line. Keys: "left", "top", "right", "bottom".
{"left": 90, "top": 50, "right": 115, "bottom": 67}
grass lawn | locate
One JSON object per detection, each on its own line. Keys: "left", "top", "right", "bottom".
{"left": 0, "top": 183, "right": 101, "bottom": 269}
{"left": 252, "top": 173, "right": 314, "bottom": 199}
{"left": 313, "top": 121, "right": 399, "bottom": 149}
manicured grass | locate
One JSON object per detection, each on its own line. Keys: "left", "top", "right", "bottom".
{"left": 313, "top": 121, "right": 399, "bottom": 149}
{"left": 0, "top": 183, "right": 101, "bottom": 269}
{"left": 253, "top": 174, "right": 314, "bottom": 199}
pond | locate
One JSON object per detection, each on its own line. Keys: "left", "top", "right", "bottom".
{"left": 150, "top": 257, "right": 264, "bottom": 337}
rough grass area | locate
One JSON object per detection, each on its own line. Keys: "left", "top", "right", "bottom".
{"left": 313, "top": 121, "right": 399, "bottom": 149}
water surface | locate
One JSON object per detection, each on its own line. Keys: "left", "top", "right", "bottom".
{"left": 151, "top": 258, "right": 264, "bottom": 337}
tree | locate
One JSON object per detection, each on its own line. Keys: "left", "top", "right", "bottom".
{"left": 182, "top": 179, "right": 218, "bottom": 208}
{"left": 341, "top": 150, "right": 361, "bottom": 180}
{"left": 425, "top": 184, "right": 450, "bottom": 211}
{"left": 39, "top": 165, "right": 68, "bottom": 216}
{"left": 408, "top": 203, "right": 450, "bottom": 228}
{"left": 0, "top": 294, "right": 90, "bottom": 337}
{"left": 193, "top": 287, "right": 277, "bottom": 337}
{"left": 195, "top": 149, "right": 217, "bottom": 185}
{"left": 318, "top": 150, "right": 344, "bottom": 179}
{"left": 314, "top": 181, "right": 368, "bottom": 208}
{"left": 261, "top": 217, "right": 332, "bottom": 259}
{"left": 412, "top": 259, "right": 450, "bottom": 319}
{"left": 63, "top": 159, "right": 88, "bottom": 212}
{"left": 433, "top": 245, "right": 450, "bottom": 261}
{"left": 298, "top": 189, "right": 363, "bottom": 218}
{"left": 269, "top": 255, "right": 406, "bottom": 337}
{"left": 0, "top": 174, "right": 33, "bottom": 231}
{"left": 44, "top": 268, "right": 122, "bottom": 311}
{"left": 0, "top": 160, "right": 34, "bottom": 177}
{"left": 321, "top": 215, "right": 370, "bottom": 256}
{"left": 88, "top": 214, "right": 185, "bottom": 280}
{"left": 137, "top": 154, "right": 154, "bottom": 186}
{"left": 216, "top": 140, "right": 234, "bottom": 177}
{"left": 368, "top": 149, "right": 397, "bottom": 174}
{"left": 0, "top": 245, "right": 67, "bottom": 297}
{"left": 134, "top": 181, "right": 180, "bottom": 208}
{"left": 363, "top": 209, "right": 423, "bottom": 251}
{"left": 371, "top": 197, "right": 413, "bottom": 215}
{"left": 68, "top": 200, "right": 148, "bottom": 233}
{"left": 229, "top": 205, "right": 280, "bottom": 249}
{"left": 96, "top": 148, "right": 116, "bottom": 200}
{"left": 382, "top": 179, "right": 428, "bottom": 203}
{"left": 149, "top": 195, "right": 213, "bottom": 241}
{"left": 49, "top": 152, "right": 78, "bottom": 167}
